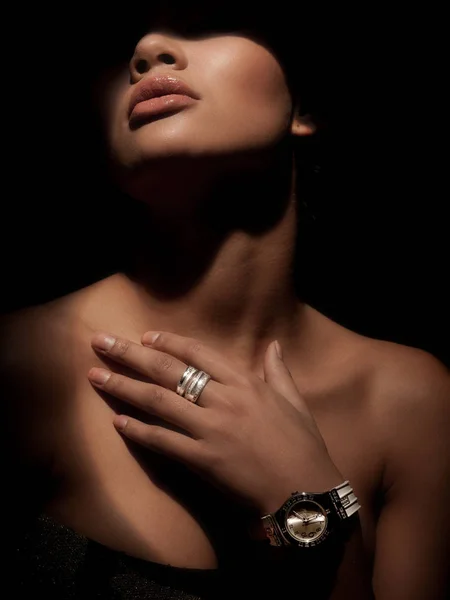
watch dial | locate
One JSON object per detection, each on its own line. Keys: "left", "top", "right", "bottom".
{"left": 285, "top": 500, "right": 327, "bottom": 544}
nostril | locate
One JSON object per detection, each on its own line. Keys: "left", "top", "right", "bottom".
{"left": 135, "top": 59, "right": 148, "bottom": 74}
{"left": 158, "top": 53, "right": 176, "bottom": 65}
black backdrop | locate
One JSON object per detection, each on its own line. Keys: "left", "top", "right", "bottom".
{"left": 1, "top": 5, "right": 448, "bottom": 367}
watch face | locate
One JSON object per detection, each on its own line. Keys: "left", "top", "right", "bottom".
{"left": 285, "top": 500, "right": 328, "bottom": 545}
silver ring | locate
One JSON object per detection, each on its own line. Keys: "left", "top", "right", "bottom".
{"left": 176, "top": 365, "right": 197, "bottom": 396}
{"left": 184, "top": 370, "right": 204, "bottom": 399}
{"left": 185, "top": 371, "right": 211, "bottom": 404}
{"left": 176, "top": 365, "right": 211, "bottom": 404}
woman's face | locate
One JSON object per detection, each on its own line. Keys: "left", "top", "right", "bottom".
{"left": 99, "top": 10, "right": 304, "bottom": 177}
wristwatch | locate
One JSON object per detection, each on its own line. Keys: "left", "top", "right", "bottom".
{"left": 260, "top": 481, "right": 361, "bottom": 548}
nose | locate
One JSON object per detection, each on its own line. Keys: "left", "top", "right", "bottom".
{"left": 129, "top": 34, "right": 188, "bottom": 80}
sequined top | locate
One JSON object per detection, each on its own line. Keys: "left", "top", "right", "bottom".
{"left": 10, "top": 513, "right": 344, "bottom": 599}
{"left": 12, "top": 515, "right": 221, "bottom": 599}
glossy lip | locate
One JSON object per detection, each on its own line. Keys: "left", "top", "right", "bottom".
{"left": 129, "top": 95, "right": 197, "bottom": 128}
{"left": 128, "top": 74, "right": 200, "bottom": 120}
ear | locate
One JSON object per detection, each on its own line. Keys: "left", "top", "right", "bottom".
{"left": 291, "top": 106, "right": 316, "bottom": 137}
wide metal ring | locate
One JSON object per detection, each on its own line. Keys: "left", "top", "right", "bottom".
{"left": 183, "top": 369, "right": 204, "bottom": 399}
{"left": 185, "top": 371, "right": 211, "bottom": 404}
{"left": 176, "top": 365, "right": 198, "bottom": 396}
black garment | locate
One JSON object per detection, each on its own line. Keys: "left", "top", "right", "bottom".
{"left": 9, "top": 513, "right": 345, "bottom": 599}
{"left": 12, "top": 515, "right": 220, "bottom": 599}
{"left": 8, "top": 460, "right": 344, "bottom": 598}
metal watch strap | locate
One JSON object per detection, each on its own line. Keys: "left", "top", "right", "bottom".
{"left": 261, "top": 514, "right": 284, "bottom": 546}
{"left": 331, "top": 480, "right": 361, "bottom": 519}
{"left": 260, "top": 480, "right": 361, "bottom": 547}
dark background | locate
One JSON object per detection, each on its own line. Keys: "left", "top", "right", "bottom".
{"left": 1, "top": 5, "right": 448, "bottom": 367}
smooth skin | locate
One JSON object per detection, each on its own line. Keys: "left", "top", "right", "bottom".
{"left": 3, "top": 10, "right": 450, "bottom": 599}
{"left": 87, "top": 330, "right": 346, "bottom": 512}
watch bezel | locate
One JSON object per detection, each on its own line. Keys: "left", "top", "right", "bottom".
{"left": 276, "top": 492, "right": 332, "bottom": 548}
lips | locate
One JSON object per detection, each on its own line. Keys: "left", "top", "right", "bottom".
{"left": 128, "top": 74, "right": 200, "bottom": 124}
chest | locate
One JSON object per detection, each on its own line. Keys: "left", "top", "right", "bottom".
{"left": 47, "top": 370, "right": 383, "bottom": 569}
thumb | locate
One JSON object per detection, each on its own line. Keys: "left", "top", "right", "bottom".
{"left": 263, "top": 341, "right": 305, "bottom": 410}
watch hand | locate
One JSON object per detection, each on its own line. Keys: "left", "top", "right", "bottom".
{"left": 293, "top": 510, "right": 307, "bottom": 521}
{"left": 305, "top": 513, "right": 322, "bottom": 523}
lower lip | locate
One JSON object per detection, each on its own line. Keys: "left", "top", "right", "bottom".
{"left": 129, "top": 94, "right": 196, "bottom": 126}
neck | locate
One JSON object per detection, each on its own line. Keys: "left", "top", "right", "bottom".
{"left": 116, "top": 150, "right": 304, "bottom": 368}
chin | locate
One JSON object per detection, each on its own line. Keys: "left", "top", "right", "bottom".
{"left": 110, "top": 124, "right": 287, "bottom": 186}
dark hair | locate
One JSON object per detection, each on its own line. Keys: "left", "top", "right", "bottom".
{"left": 80, "top": 3, "right": 337, "bottom": 173}
{"left": 3, "top": 2, "right": 343, "bottom": 307}
{"left": 74, "top": 2, "right": 336, "bottom": 246}
{"left": 82, "top": 2, "right": 335, "bottom": 119}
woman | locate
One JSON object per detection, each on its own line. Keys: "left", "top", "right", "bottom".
{"left": 3, "top": 3, "right": 449, "bottom": 599}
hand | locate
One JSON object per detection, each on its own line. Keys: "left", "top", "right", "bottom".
{"left": 88, "top": 331, "right": 344, "bottom": 513}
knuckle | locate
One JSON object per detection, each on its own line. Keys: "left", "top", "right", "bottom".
{"left": 204, "top": 447, "right": 224, "bottom": 470}
{"left": 205, "top": 413, "right": 222, "bottom": 434}
{"left": 215, "top": 391, "right": 234, "bottom": 412}
{"left": 154, "top": 353, "right": 174, "bottom": 373}
{"left": 150, "top": 386, "right": 166, "bottom": 405}
{"left": 151, "top": 426, "right": 166, "bottom": 443}
{"left": 188, "top": 342, "right": 203, "bottom": 359}
{"left": 172, "top": 394, "right": 189, "bottom": 413}
{"left": 235, "top": 372, "right": 253, "bottom": 388}
{"left": 228, "top": 400, "right": 250, "bottom": 419}
{"left": 218, "top": 389, "right": 251, "bottom": 417}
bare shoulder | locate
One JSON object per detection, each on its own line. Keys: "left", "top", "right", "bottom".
{"left": 313, "top": 308, "right": 449, "bottom": 509}
{"left": 324, "top": 324, "right": 450, "bottom": 598}
{"left": 1, "top": 275, "right": 142, "bottom": 462}
{"left": 366, "top": 340, "right": 450, "bottom": 426}
{"left": 307, "top": 305, "right": 449, "bottom": 406}
{"left": 0, "top": 276, "right": 116, "bottom": 378}
{"left": 1, "top": 293, "right": 88, "bottom": 384}
{"left": 312, "top": 308, "right": 450, "bottom": 490}
{"left": 362, "top": 337, "right": 449, "bottom": 485}
{"left": 1, "top": 289, "right": 106, "bottom": 525}
{"left": 306, "top": 304, "right": 449, "bottom": 436}
{"left": 1, "top": 289, "right": 98, "bottom": 467}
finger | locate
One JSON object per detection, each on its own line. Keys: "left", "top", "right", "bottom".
{"left": 141, "top": 331, "right": 246, "bottom": 386}
{"left": 91, "top": 332, "right": 188, "bottom": 393}
{"left": 88, "top": 367, "right": 205, "bottom": 435}
{"left": 263, "top": 341, "right": 310, "bottom": 413}
{"left": 114, "top": 415, "right": 205, "bottom": 468}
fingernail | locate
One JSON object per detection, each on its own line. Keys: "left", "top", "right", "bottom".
{"left": 92, "top": 333, "right": 116, "bottom": 352}
{"left": 114, "top": 415, "right": 128, "bottom": 431}
{"left": 142, "top": 332, "right": 160, "bottom": 346}
{"left": 88, "top": 367, "right": 111, "bottom": 385}
{"left": 274, "top": 340, "right": 283, "bottom": 359}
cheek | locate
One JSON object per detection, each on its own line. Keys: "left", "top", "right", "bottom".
{"left": 204, "top": 42, "right": 292, "bottom": 136}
